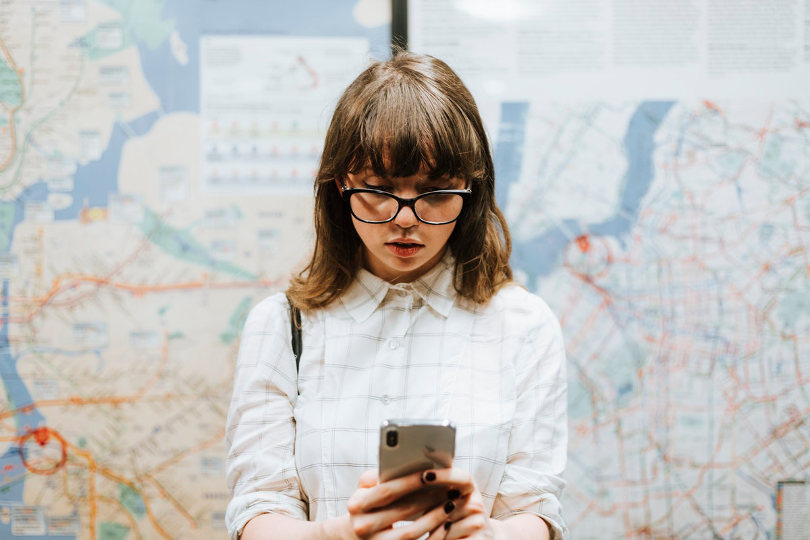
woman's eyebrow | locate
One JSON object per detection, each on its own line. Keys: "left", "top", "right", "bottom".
{"left": 415, "top": 176, "right": 458, "bottom": 188}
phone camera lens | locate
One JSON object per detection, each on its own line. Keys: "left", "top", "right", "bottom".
{"left": 385, "top": 429, "right": 398, "bottom": 447}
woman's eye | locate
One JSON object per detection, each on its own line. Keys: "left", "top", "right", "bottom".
{"left": 364, "top": 183, "right": 393, "bottom": 192}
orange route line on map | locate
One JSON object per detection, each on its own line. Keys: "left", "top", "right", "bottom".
{"left": 0, "top": 393, "right": 189, "bottom": 422}
{"left": 563, "top": 297, "right": 609, "bottom": 354}
{"left": 8, "top": 273, "right": 281, "bottom": 325}
{"left": 149, "top": 428, "right": 226, "bottom": 477}
{"left": 755, "top": 105, "right": 774, "bottom": 150}
{"left": 65, "top": 445, "right": 98, "bottom": 540}
{"left": 1, "top": 331, "right": 178, "bottom": 419}
{"left": 142, "top": 475, "right": 197, "bottom": 529}
{"left": 139, "top": 429, "right": 227, "bottom": 529}
{"left": 91, "top": 466, "right": 170, "bottom": 538}
{"left": 65, "top": 443, "right": 172, "bottom": 540}
{"left": 0, "top": 36, "right": 25, "bottom": 172}
{"left": 4, "top": 234, "right": 154, "bottom": 324}
{"left": 788, "top": 192, "right": 810, "bottom": 274}
{"left": 98, "top": 494, "right": 145, "bottom": 540}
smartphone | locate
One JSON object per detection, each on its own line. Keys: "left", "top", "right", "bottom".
{"left": 378, "top": 419, "right": 456, "bottom": 483}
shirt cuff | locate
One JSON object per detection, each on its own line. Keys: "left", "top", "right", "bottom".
{"left": 492, "top": 495, "right": 568, "bottom": 540}
{"left": 226, "top": 492, "right": 308, "bottom": 539}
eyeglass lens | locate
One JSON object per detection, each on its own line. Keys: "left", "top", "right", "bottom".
{"left": 350, "top": 191, "right": 464, "bottom": 223}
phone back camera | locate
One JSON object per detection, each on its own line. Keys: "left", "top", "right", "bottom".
{"left": 385, "top": 429, "right": 398, "bottom": 447}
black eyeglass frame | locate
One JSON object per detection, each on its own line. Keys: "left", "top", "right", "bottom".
{"left": 341, "top": 187, "right": 473, "bottom": 225}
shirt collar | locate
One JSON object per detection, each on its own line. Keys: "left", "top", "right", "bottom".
{"left": 339, "top": 253, "right": 457, "bottom": 322}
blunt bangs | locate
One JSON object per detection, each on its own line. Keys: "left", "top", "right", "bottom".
{"left": 333, "top": 59, "right": 488, "bottom": 183}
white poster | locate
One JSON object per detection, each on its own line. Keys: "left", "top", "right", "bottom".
{"left": 409, "top": 0, "right": 810, "bottom": 101}
{"left": 201, "top": 36, "right": 370, "bottom": 193}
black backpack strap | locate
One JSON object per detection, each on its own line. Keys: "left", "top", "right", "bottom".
{"left": 286, "top": 294, "right": 302, "bottom": 372}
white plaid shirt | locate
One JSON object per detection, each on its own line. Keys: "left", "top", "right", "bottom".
{"left": 225, "top": 256, "right": 568, "bottom": 538}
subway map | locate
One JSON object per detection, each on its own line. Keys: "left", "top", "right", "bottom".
{"left": 495, "top": 101, "right": 810, "bottom": 538}
{"left": 0, "top": 1, "right": 387, "bottom": 538}
{"left": 1, "top": 1, "right": 809, "bottom": 539}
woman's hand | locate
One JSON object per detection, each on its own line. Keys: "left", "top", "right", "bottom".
{"left": 416, "top": 467, "right": 551, "bottom": 540}
{"left": 419, "top": 468, "right": 498, "bottom": 540}
{"left": 345, "top": 469, "right": 458, "bottom": 539}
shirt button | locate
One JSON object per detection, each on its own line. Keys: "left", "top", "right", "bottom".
{"left": 382, "top": 395, "right": 391, "bottom": 405}
{"left": 388, "top": 338, "right": 400, "bottom": 350}
{"left": 397, "top": 290, "right": 408, "bottom": 297}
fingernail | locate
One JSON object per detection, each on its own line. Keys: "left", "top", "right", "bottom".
{"left": 444, "top": 521, "right": 452, "bottom": 531}
{"left": 447, "top": 489, "right": 460, "bottom": 500}
{"left": 422, "top": 470, "right": 436, "bottom": 483}
{"left": 444, "top": 500, "right": 455, "bottom": 514}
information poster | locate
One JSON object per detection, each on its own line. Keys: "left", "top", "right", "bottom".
{"left": 201, "top": 36, "right": 369, "bottom": 193}
{"left": 410, "top": 0, "right": 810, "bottom": 101}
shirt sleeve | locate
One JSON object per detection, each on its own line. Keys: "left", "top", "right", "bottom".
{"left": 491, "top": 293, "right": 569, "bottom": 539}
{"left": 225, "top": 294, "right": 308, "bottom": 539}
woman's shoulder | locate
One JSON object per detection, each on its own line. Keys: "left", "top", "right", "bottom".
{"left": 484, "top": 282, "right": 560, "bottom": 329}
{"left": 242, "top": 291, "right": 290, "bottom": 331}
{"left": 492, "top": 282, "right": 554, "bottom": 312}
{"left": 252, "top": 291, "right": 289, "bottom": 312}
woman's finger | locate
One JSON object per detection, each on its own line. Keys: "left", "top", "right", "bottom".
{"left": 351, "top": 488, "right": 447, "bottom": 537}
{"left": 358, "top": 466, "right": 475, "bottom": 513}
{"left": 358, "top": 469, "right": 445, "bottom": 511}
{"left": 375, "top": 496, "right": 456, "bottom": 540}
{"left": 443, "top": 512, "right": 489, "bottom": 540}
{"left": 358, "top": 469, "right": 379, "bottom": 488}
{"left": 416, "top": 468, "right": 475, "bottom": 494}
{"left": 425, "top": 519, "right": 450, "bottom": 540}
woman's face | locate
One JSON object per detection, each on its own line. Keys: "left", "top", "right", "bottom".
{"left": 342, "top": 168, "right": 465, "bottom": 284}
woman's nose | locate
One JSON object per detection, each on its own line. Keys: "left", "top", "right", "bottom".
{"left": 392, "top": 203, "right": 419, "bottom": 227}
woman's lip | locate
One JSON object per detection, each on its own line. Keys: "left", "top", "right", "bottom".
{"left": 386, "top": 243, "right": 423, "bottom": 257}
{"left": 387, "top": 239, "right": 423, "bottom": 245}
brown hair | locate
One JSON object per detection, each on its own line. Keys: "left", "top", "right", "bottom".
{"left": 286, "top": 51, "right": 512, "bottom": 309}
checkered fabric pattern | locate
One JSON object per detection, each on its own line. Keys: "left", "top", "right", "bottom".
{"left": 225, "top": 255, "right": 568, "bottom": 539}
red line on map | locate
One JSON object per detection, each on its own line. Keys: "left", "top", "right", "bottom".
{"left": 18, "top": 426, "right": 68, "bottom": 475}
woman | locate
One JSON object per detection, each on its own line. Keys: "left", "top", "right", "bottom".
{"left": 225, "top": 51, "right": 568, "bottom": 540}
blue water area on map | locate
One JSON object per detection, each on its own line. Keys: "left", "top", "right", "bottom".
{"left": 498, "top": 101, "right": 675, "bottom": 282}
{"left": 0, "top": 183, "right": 49, "bottom": 510}
{"left": 0, "top": 283, "right": 46, "bottom": 436}
{"left": 494, "top": 102, "right": 528, "bottom": 208}
{"left": 0, "top": 182, "right": 49, "bottom": 484}
{"left": 53, "top": 111, "right": 160, "bottom": 221}
{"left": 589, "top": 102, "right": 675, "bottom": 239}
{"left": 0, "top": 281, "right": 48, "bottom": 534}
{"left": 0, "top": 188, "right": 48, "bottom": 529}
{"left": 13, "top": 181, "right": 50, "bottom": 215}
{"left": 135, "top": 0, "right": 391, "bottom": 114}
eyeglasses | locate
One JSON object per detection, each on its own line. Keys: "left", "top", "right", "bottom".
{"left": 342, "top": 187, "right": 472, "bottom": 225}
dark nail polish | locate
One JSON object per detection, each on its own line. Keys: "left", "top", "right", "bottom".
{"left": 424, "top": 471, "right": 436, "bottom": 482}
{"left": 447, "top": 489, "right": 461, "bottom": 500}
{"left": 444, "top": 500, "right": 455, "bottom": 514}
{"left": 444, "top": 521, "right": 452, "bottom": 531}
